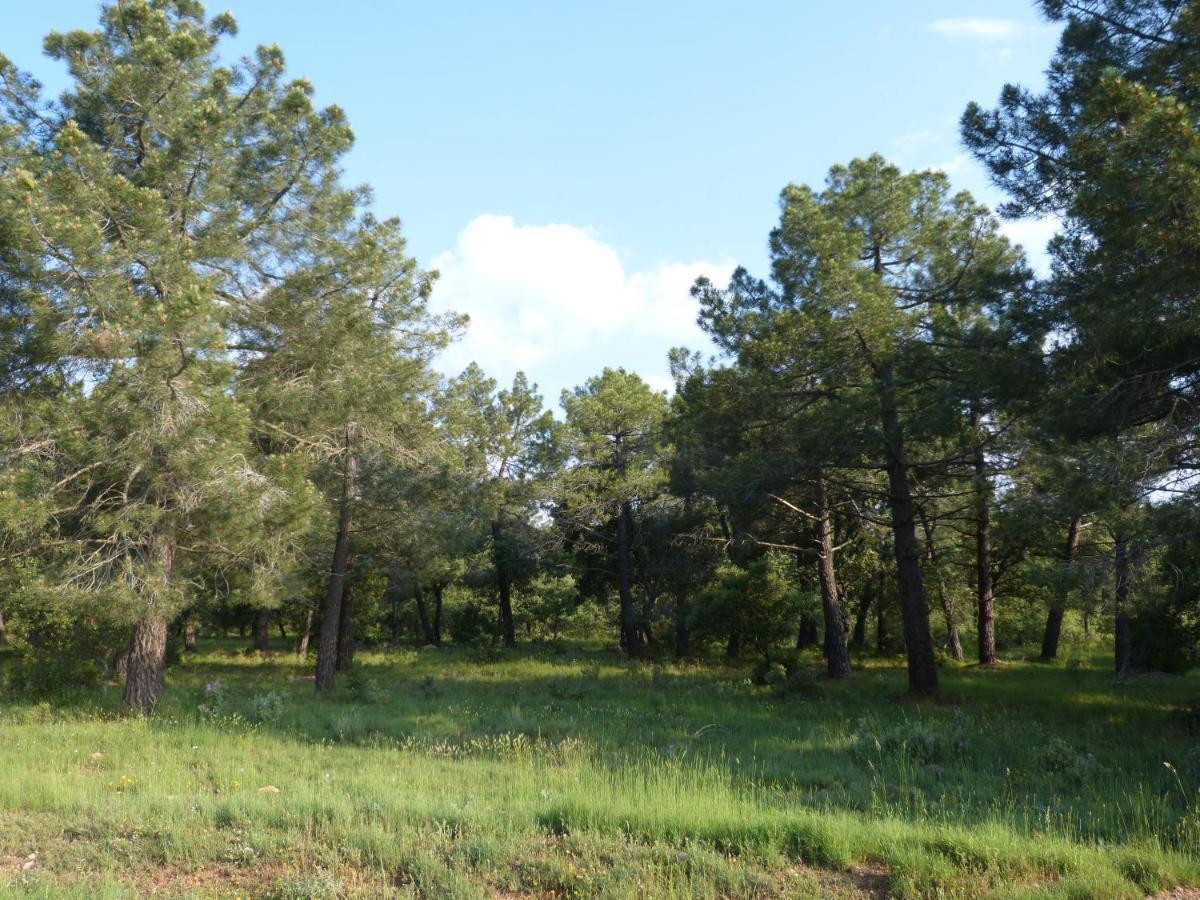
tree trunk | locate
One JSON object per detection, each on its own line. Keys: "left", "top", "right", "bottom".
{"left": 674, "top": 595, "right": 690, "bottom": 658}
{"left": 0, "top": 608, "right": 7, "bottom": 643}
{"left": 973, "top": 439, "right": 997, "bottom": 666}
{"left": 796, "top": 612, "right": 819, "bottom": 649}
{"left": 277, "top": 619, "right": 287, "bottom": 639}
{"left": 335, "top": 580, "right": 355, "bottom": 673}
{"left": 878, "top": 364, "right": 939, "bottom": 695}
{"left": 414, "top": 581, "right": 436, "bottom": 646}
{"left": 920, "top": 513, "right": 963, "bottom": 662}
{"left": 431, "top": 583, "right": 444, "bottom": 646}
{"left": 617, "top": 500, "right": 645, "bottom": 658}
{"left": 253, "top": 607, "right": 270, "bottom": 653}
{"left": 315, "top": 429, "right": 357, "bottom": 691}
{"left": 124, "top": 616, "right": 168, "bottom": 713}
{"left": 1040, "top": 514, "right": 1082, "bottom": 661}
{"left": 852, "top": 587, "right": 871, "bottom": 647}
{"left": 297, "top": 605, "right": 314, "bottom": 656}
{"left": 816, "top": 478, "right": 850, "bottom": 678}
{"left": 875, "top": 569, "right": 888, "bottom": 652}
{"left": 183, "top": 620, "right": 197, "bottom": 653}
{"left": 124, "top": 529, "right": 174, "bottom": 713}
{"left": 492, "top": 518, "right": 516, "bottom": 648}
{"left": 1114, "top": 533, "right": 1132, "bottom": 677}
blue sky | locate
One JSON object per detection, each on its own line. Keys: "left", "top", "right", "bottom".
{"left": 4, "top": 1, "right": 1061, "bottom": 403}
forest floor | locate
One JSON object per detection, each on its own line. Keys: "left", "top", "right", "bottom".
{"left": 0, "top": 640, "right": 1197, "bottom": 898}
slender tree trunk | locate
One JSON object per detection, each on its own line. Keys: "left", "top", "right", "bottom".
{"left": 796, "top": 612, "right": 819, "bottom": 649}
{"left": 1114, "top": 533, "right": 1132, "bottom": 677}
{"left": 277, "top": 619, "right": 287, "bottom": 640}
{"left": 852, "top": 587, "right": 871, "bottom": 647}
{"left": 1041, "top": 514, "right": 1082, "bottom": 661}
{"left": 315, "top": 429, "right": 357, "bottom": 691}
{"left": 297, "top": 605, "right": 314, "bottom": 657}
{"left": 492, "top": 518, "right": 516, "bottom": 648}
{"left": 973, "top": 438, "right": 997, "bottom": 666}
{"left": 183, "top": 620, "right": 197, "bottom": 653}
{"left": 414, "top": 581, "right": 436, "bottom": 646}
{"left": 674, "top": 596, "right": 690, "bottom": 658}
{"left": 431, "top": 583, "right": 444, "bottom": 646}
{"left": 0, "top": 608, "right": 8, "bottom": 643}
{"left": 617, "top": 500, "right": 645, "bottom": 658}
{"left": 124, "top": 529, "right": 174, "bottom": 713}
{"left": 920, "top": 513, "right": 963, "bottom": 662}
{"left": 816, "top": 478, "right": 850, "bottom": 678}
{"left": 875, "top": 598, "right": 887, "bottom": 651}
{"left": 335, "top": 580, "right": 354, "bottom": 673}
{"left": 253, "top": 607, "right": 270, "bottom": 653}
{"left": 877, "top": 364, "right": 939, "bottom": 695}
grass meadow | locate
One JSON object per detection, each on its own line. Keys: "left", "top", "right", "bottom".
{"left": 0, "top": 640, "right": 1197, "bottom": 898}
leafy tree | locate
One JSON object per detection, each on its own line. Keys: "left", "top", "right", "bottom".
{"left": 559, "top": 368, "right": 669, "bottom": 657}
{"left": 695, "top": 156, "right": 1031, "bottom": 694}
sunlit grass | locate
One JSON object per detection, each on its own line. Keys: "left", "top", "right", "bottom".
{"left": 0, "top": 641, "right": 1197, "bottom": 897}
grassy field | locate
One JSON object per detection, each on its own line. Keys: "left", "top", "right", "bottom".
{"left": 0, "top": 640, "right": 1197, "bottom": 898}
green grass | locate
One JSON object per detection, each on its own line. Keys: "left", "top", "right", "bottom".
{"left": 0, "top": 641, "right": 1197, "bottom": 897}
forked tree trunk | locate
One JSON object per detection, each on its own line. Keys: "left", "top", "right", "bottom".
{"left": 878, "top": 363, "right": 939, "bottom": 695}
{"left": 816, "top": 478, "right": 850, "bottom": 678}
{"left": 315, "top": 430, "right": 357, "bottom": 691}
{"left": 1040, "top": 514, "right": 1082, "bottom": 661}
{"left": 973, "top": 439, "right": 997, "bottom": 666}
{"left": 124, "top": 530, "right": 174, "bottom": 713}
{"left": 253, "top": 607, "right": 270, "bottom": 652}
{"left": 492, "top": 518, "right": 516, "bottom": 648}
{"left": 920, "top": 513, "right": 963, "bottom": 662}
{"left": 335, "top": 580, "right": 354, "bottom": 673}
{"left": 616, "top": 500, "right": 645, "bottom": 658}
{"left": 1114, "top": 533, "right": 1132, "bottom": 677}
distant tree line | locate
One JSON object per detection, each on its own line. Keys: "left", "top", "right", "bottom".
{"left": 0, "top": 0, "right": 1197, "bottom": 710}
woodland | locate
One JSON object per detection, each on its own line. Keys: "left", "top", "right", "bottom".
{"left": 0, "top": 1, "right": 1199, "bottom": 898}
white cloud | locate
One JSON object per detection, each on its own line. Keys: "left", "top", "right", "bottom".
{"left": 999, "top": 215, "right": 1062, "bottom": 275}
{"left": 428, "top": 215, "right": 733, "bottom": 405}
{"left": 926, "top": 17, "right": 1030, "bottom": 41}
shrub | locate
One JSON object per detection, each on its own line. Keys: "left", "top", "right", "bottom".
{"left": 248, "top": 690, "right": 288, "bottom": 723}
{"left": 345, "top": 667, "right": 388, "bottom": 704}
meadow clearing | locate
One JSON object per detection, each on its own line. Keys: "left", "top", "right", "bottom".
{"left": 0, "top": 641, "right": 1197, "bottom": 899}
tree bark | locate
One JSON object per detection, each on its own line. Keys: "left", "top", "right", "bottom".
{"left": 253, "top": 607, "right": 270, "bottom": 653}
{"left": 920, "top": 513, "right": 963, "bottom": 662}
{"left": 816, "top": 478, "right": 851, "bottom": 678}
{"left": 414, "top": 581, "right": 436, "bottom": 646}
{"left": 296, "top": 605, "right": 314, "bottom": 657}
{"left": 1040, "top": 514, "right": 1082, "bottom": 661}
{"left": 674, "top": 595, "right": 690, "bottom": 658}
{"left": 852, "top": 587, "right": 871, "bottom": 647}
{"left": 492, "top": 518, "right": 516, "bottom": 648}
{"left": 124, "top": 529, "right": 174, "bottom": 713}
{"left": 877, "top": 364, "right": 939, "bottom": 695}
{"left": 183, "top": 620, "right": 197, "bottom": 653}
{"left": 617, "top": 500, "right": 645, "bottom": 658}
{"left": 431, "top": 583, "right": 444, "bottom": 646}
{"left": 973, "top": 438, "right": 996, "bottom": 666}
{"left": 335, "top": 580, "right": 355, "bottom": 673}
{"left": 315, "top": 429, "right": 357, "bottom": 691}
{"left": 1114, "top": 533, "right": 1132, "bottom": 677}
